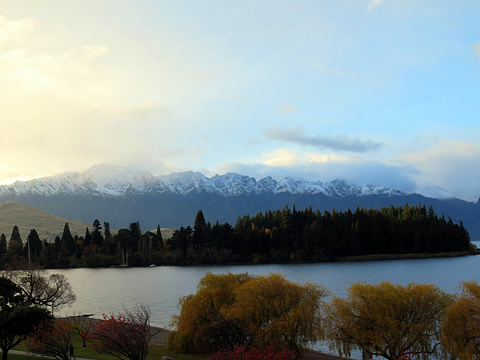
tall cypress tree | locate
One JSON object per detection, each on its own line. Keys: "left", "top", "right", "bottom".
{"left": 156, "top": 225, "right": 163, "bottom": 250}
{"left": 0, "top": 233, "right": 7, "bottom": 255}
{"left": 27, "top": 229, "right": 42, "bottom": 257}
{"left": 8, "top": 226, "right": 23, "bottom": 256}
{"left": 193, "top": 210, "right": 207, "bottom": 249}
{"left": 61, "top": 223, "right": 75, "bottom": 254}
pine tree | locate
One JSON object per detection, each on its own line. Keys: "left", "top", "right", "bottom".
{"left": 61, "top": 223, "right": 75, "bottom": 255}
{"left": 8, "top": 226, "right": 23, "bottom": 256}
{"left": 0, "top": 233, "right": 7, "bottom": 255}
{"left": 27, "top": 229, "right": 43, "bottom": 257}
{"left": 193, "top": 210, "right": 207, "bottom": 249}
{"left": 156, "top": 225, "right": 163, "bottom": 250}
{"left": 91, "top": 219, "right": 103, "bottom": 247}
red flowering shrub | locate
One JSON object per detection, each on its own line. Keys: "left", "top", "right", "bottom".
{"left": 25, "top": 319, "right": 72, "bottom": 360}
{"left": 210, "top": 345, "right": 300, "bottom": 360}
{"left": 88, "top": 304, "right": 158, "bottom": 360}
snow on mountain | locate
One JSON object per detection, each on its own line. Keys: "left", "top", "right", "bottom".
{"left": 0, "top": 165, "right": 456, "bottom": 200}
{"left": 415, "top": 186, "right": 455, "bottom": 200}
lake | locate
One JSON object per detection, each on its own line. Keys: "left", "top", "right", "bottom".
{"left": 52, "top": 251, "right": 480, "bottom": 329}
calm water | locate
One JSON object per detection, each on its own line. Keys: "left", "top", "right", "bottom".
{"left": 52, "top": 252, "right": 480, "bottom": 329}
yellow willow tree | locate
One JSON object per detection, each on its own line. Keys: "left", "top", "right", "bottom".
{"left": 441, "top": 281, "right": 480, "bottom": 360}
{"left": 168, "top": 272, "right": 327, "bottom": 354}
{"left": 168, "top": 271, "right": 253, "bottom": 352}
{"left": 324, "top": 281, "right": 452, "bottom": 360}
{"left": 229, "top": 273, "right": 328, "bottom": 353}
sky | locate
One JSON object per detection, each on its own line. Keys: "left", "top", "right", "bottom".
{"left": 0, "top": 1, "right": 480, "bottom": 201}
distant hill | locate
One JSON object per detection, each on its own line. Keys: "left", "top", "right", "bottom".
{"left": 0, "top": 201, "right": 175, "bottom": 242}
{"left": 0, "top": 201, "right": 90, "bottom": 241}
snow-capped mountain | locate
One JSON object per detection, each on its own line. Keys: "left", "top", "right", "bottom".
{"left": 0, "top": 165, "right": 477, "bottom": 240}
{"left": 0, "top": 164, "right": 445, "bottom": 199}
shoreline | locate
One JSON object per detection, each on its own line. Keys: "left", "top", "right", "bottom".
{"left": 41, "top": 250, "right": 478, "bottom": 270}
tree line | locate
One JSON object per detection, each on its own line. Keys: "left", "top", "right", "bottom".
{"left": 0, "top": 203, "right": 472, "bottom": 268}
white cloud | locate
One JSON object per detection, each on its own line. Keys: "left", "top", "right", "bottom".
{"left": 402, "top": 140, "right": 480, "bottom": 201}
{"left": 281, "top": 104, "right": 297, "bottom": 114}
{"left": 0, "top": 49, "right": 58, "bottom": 89}
{"left": 217, "top": 150, "right": 418, "bottom": 192}
{"left": 109, "top": 101, "right": 171, "bottom": 121}
{"left": 83, "top": 45, "right": 109, "bottom": 62}
{"left": 0, "top": 14, "right": 37, "bottom": 42}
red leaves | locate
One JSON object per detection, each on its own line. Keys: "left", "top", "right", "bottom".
{"left": 25, "top": 319, "right": 72, "bottom": 360}
{"left": 210, "top": 345, "right": 300, "bottom": 360}
{"left": 87, "top": 305, "right": 154, "bottom": 360}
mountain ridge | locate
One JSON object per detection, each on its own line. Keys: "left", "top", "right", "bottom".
{"left": 0, "top": 165, "right": 478, "bottom": 241}
{"left": 0, "top": 164, "right": 459, "bottom": 200}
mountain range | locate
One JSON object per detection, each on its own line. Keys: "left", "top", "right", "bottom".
{"left": 1, "top": 165, "right": 479, "bottom": 240}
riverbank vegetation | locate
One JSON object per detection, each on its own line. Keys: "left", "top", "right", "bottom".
{"left": 5, "top": 270, "right": 480, "bottom": 360}
{"left": 0, "top": 203, "right": 472, "bottom": 269}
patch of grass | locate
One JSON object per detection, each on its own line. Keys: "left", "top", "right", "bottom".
{"left": 8, "top": 354, "right": 47, "bottom": 360}
{"left": 14, "top": 337, "right": 208, "bottom": 360}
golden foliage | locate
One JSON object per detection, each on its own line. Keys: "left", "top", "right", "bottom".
{"left": 323, "top": 281, "right": 452, "bottom": 360}
{"left": 441, "top": 280, "right": 480, "bottom": 360}
{"left": 169, "top": 272, "right": 327, "bottom": 353}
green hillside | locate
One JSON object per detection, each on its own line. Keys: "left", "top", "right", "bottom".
{"left": 0, "top": 201, "right": 90, "bottom": 242}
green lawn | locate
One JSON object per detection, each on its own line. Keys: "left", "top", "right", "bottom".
{"left": 13, "top": 334, "right": 208, "bottom": 360}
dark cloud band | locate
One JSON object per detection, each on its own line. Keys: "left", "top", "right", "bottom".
{"left": 265, "top": 127, "right": 382, "bottom": 153}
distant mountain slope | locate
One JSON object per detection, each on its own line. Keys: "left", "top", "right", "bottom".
{"left": 0, "top": 165, "right": 478, "bottom": 241}
{"left": 0, "top": 201, "right": 90, "bottom": 241}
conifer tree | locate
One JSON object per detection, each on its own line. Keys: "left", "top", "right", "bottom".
{"left": 156, "top": 225, "right": 163, "bottom": 250}
{"left": 27, "top": 229, "right": 43, "bottom": 257}
{"left": 61, "top": 223, "right": 75, "bottom": 255}
{"left": 0, "top": 233, "right": 7, "bottom": 255}
{"left": 8, "top": 226, "right": 23, "bottom": 256}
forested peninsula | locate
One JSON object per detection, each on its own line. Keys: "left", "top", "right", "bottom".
{"left": 0, "top": 204, "right": 473, "bottom": 269}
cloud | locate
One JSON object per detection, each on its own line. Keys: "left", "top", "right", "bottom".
{"left": 0, "top": 14, "right": 36, "bottom": 42}
{"left": 0, "top": 49, "right": 58, "bottom": 89}
{"left": 109, "top": 101, "right": 172, "bottom": 121}
{"left": 83, "top": 45, "right": 109, "bottom": 62}
{"left": 403, "top": 139, "right": 480, "bottom": 201}
{"left": 281, "top": 104, "right": 297, "bottom": 114}
{"left": 217, "top": 153, "right": 418, "bottom": 193}
{"left": 265, "top": 127, "right": 382, "bottom": 153}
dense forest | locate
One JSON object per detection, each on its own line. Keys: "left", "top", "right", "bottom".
{"left": 0, "top": 203, "right": 472, "bottom": 268}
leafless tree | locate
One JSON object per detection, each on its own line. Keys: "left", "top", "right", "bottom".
{"left": 1, "top": 267, "right": 76, "bottom": 313}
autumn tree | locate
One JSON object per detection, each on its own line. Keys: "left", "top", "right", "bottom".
{"left": 169, "top": 272, "right": 327, "bottom": 354}
{"left": 169, "top": 271, "right": 252, "bottom": 352}
{"left": 25, "top": 319, "right": 73, "bottom": 360}
{"left": 0, "top": 277, "right": 51, "bottom": 360}
{"left": 89, "top": 303, "right": 159, "bottom": 360}
{"left": 441, "top": 280, "right": 480, "bottom": 359}
{"left": 324, "top": 281, "right": 452, "bottom": 360}
{"left": 229, "top": 273, "right": 327, "bottom": 353}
